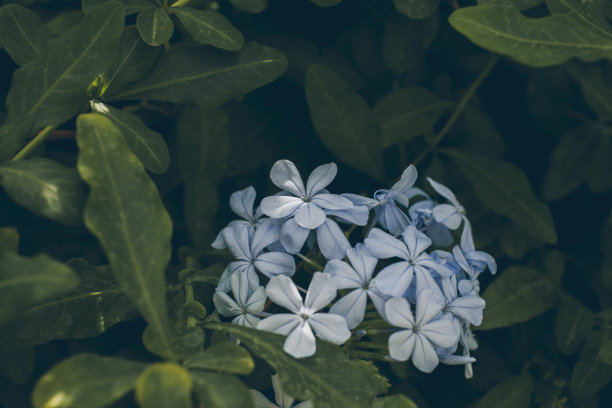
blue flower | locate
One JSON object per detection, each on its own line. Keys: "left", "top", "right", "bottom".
{"left": 385, "top": 289, "right": 460, "bottom": 372}
{"left": 408, "top": 198, "right": 454, "bottom": 247}
{"left": 364, "top": 226, "right": 453, "bottom": 297}
{"left": 257, "top": 273, "right": 350, "bottom": 358}
{"left": 439, "top": 275, "right": 486, "bottom": 326}
{"left": 213, "top": 271, "right": 267, "bottom": 328}
{"left": 250, "top": 374, "right": 312, "bottom": 408}
{"left": 212, "top": 186, "right": 264, "bottom": 250}
{"left": 452, "top": 243, "right": 495, "bottom": 296}
{"left": 427, "top": 177, "right": 466, "bottom": 230}
{"left": 325, "top": 244, "right": 389, "bottom": 328}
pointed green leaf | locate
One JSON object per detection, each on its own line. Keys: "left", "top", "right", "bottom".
{"left": 205, "top": 323, "right": 388, "bottom": 408}
{"left": 556, "top": 297, "right": 594, "bottom": 356}
{"left": 372, "top": 394, "right": 419, "bottom": 408}
{"left": 190, "top": 371, "right": 253, "bottom": 408}
{"left": 546, "top": 0, "right": 612, "bottom": 38}
{"left": 0, "top": 348, "right": 34, "bottom": 384}
{"left": 310, "top": 0, "right": 342, "bottom": 6}
{"left": 135, "top": 363, "right": 192, "bottom": 408}
{"left": 96, "top": 104, "right": 170, "bottom": 174}
{"left": 306, "top": 65, "right": 385, "bottom": 180}
{"left": 0, "top": 252, "right": 78, "bottom": 324}
{"left": 600, "top": 341, "right": 612, "bottom": 366}
{"left": 184, "top": 343, "right": 254, "bottom": 375}
{"left": 373, "top": 87, "right": 452, "bottom": 148}
{"left": 478, "top": 0, "right": 543, "bottom": 11}
{"left": 0, "top": 4, "right": 53, "bottom": 66}
{"left": 32, "top": 353, "right": 147, "bottom": 408}
{"left": 142, "top": 325, "right": 205, "bottom": 361}
{"left": 172, "top": 7, "right": 244, "bottom": 51}
{"left": 442, "top": 148, "right": 557, "bottom": 243}
{"left": 108, "top": 42, "right": 287, "bottom": 106}
{"left": 0, "top": 259, "right": 135, "bottom": 351}
{"left": 76, "top": 113, "right": 175, "bottom": 358}
{"left": 449, "top": 4, "right": 612, "bottom": 67}
{"left": 5, "top": 2, "right": 124, "bottom": 130}
{"left": 476, "top": 375, "right": 533, "bottom": 408}
{"left": 392, "top": 0, "right": 440, "bottom": 19}
{"left": 137, "top": 7, "right": 174, "bottom": 46}
{"left": 479, "top": 266, "right": 556, "bottom": 330}
{"left": 0, "top": 227, "right": 19, "bottom": 253}
{"left": 0, "top": 158, "right": 86, "bottom": 226}
{"left": 572, "top": 329, "right": 612, "bottom": 396}
{"left": 100, "top": 26, "right": 161, "bottom": 99}
{"left": 229, "top": 0, "right": 268, "bottom": 13}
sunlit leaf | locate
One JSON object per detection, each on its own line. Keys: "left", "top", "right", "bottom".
{"left": 184, "top": 343, "right": 254, "bottom": 375}
{"left": 449, "top": 4, "right": 612, "bottom": 67}
{"left": 479, "top": 266, "right": 556, "bottom": 330}
{"left": 546, "top": 0, "right": 612, "bottom": 38}
{"left": 0, "top": 4, "right": 53, "bottom": 66}
{"left": 32, "top": 353, "right": 146, "bottom": 408}
{"left": 478, "top": 0, "right": 543, "bottom": 11}
{"left": 476, "top": 375, "right": 533, "bottom": 408}
{"left": 135, "top": 363, "right": 193, "bottom": 408}
{"left": 190, "top": 371, "right": 253, "bottom": 408}
{"left": 555, "top": 297, "right": 594, "bottom": 356}
{"left": 0, "top": 158, "right": 86, "bottom": 226}
{"left": 172, "top": 6, "right": 244, "bottom": 51}
{"left": 108, "top": 42, "right": 287, "bottom": 106}
{"left": 393, "top": 0, "right": 439, "bottom": 19}
{"left": 137, "top": 7, "right": 174, "bottom": 46}
{"left": 306, "top": 64, "right": 385, "bottom": 180}
{"left": 76, "top": 113, "right": 175, "bottom": 358}
{"left": 229, "top": 0, "right": 268, "bottom": 13}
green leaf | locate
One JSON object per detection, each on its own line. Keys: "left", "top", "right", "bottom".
{"left": 205, "top": 323, "right": 388, "bottom": 408}
{"left": 184, "top": 343, "right": 254, "bottom": 375}
{"left": 5, "top": 2, "right": 124, "bottom": 130}
{"left": 100, "top": 26, "right": 161, "bottom": 99}
{"left": 32, "top": 353, "right": 147, "bottom": 408}
{"left": 542, "top": 127, "right": 599, "bottom": 201}
{"left": 373, "top": 87, "right": 452, "bottom": 148}
{"left": 542, "top": 249, "right": 565, "bottom": 287}
{"left": 572, "top": 329, "right": 612, "bottom": 396}
{"left": 585, "top": 132, "right": 612, "bottom": 193}
{"left": 96, "top": 104, "right": 170, "bottom": 174}
{"left": 442, "top": 148, "right": 557, "bottom": 244}
{"left": 392, "top": 0, "right": 440, "bottom": 19}
{"left": 190, "top": 371, "right": 253, "bottom": 408}
{"left": 229, "top": 0, "right": 268, "bottom": 13}
{"left": 478, "top": 0, "right": 544, "bottom": 11}
{"left": 372, "top": 394, "right": 419, "bottom": 408}
{"left": 82, "top": 0, "right": 152, "bottom": 15}
{"left": 142, "top": 325, "right": 205, "bottom": 361}
{"left": 137, "top": 7, "right": 174, "bottom": 46}
{"left": 0, "top": 158, "right": 86, "bottom": 226}
{"left": 546, "top": 0, "right": 612, "bottom": 38}
{"left": 479, "top": 266, "right": 556, "bottom": 330}
{"left": 566, "top": 62, "right": 612, "bottom": 120}
{"left": 600, "top": 340, "right": 612, "bottom": 366}
{"left": 0, "top": 348, "right": 34, "bottom": 384}
{"left": 499, "top": 223, "right": 540, "bottom": 260}
{"left": 0, "top": 258, "right": 135, "bottom": 351}
{"left": 0, "top": 4, "right": 53, "bottom": 66}
{"left": 458, "top": 106, "right": 506, "bottom": 159}
{"left": 556, "top": 297, "right": 594, "bottom": 355}
{"left": 310, "top": 0, "right": 342, "bottom": 6}
{"left": 172, "top": 7, "right": 244, "bottom": 51}
{"left": 135, "top": 363, "right": 193, "bottom": 408}
{"left": 0, "top": 227, "right": 19, "bottom": 253}
{"left": 306, "top": 65, "right": 385, "bottom": 180}
{"left": 0, "top": 252, "right": 78, "bottom": 324}
{"left": 76, "top": 113, "right": 175, "bottom": 358}
{"left": 448, "top": 4, "right": 612, "bottom": 67}
{"left": 475, "top": 375, "right": 534, "bottom": 408}
{"left": 0, "top": 116, "right": 33, "bottom": 163}
{"left": 108, "top": 42, "right": 287, "bottom": 106}
{"left": 190, "top": 263, "right": 225, "bottom": 285}
{"left": 382, "top": 17, "right": 437, "bottom": 74}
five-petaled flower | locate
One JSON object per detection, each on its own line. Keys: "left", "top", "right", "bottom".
{"left": 213, "top": 271, "right": 267, "bottom": 328}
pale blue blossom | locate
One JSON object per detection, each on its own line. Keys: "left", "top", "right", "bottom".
{"left": 257, "top": 273, "right": 350, "bottom": 358}
{"left": 427, "top": 177, "right": 466, "bottom": 230}
{"left": 408, "top": 199, "right": 454, "bottom": 247}
{"left": 440, "top": 275, "right": 486, "bottom": 326}
{"left": 325, "top": 244, "right": 389, "bottom": 328}
{"left": 250, "top": 374, "right": 312, "bottom": 408}
{"left": 364, "top": 226, "right": 453, "bottom": 297}
{"left": 213, "top": 272, "right": 267, "bottom": 328}
{"left": 452, "top": 243, "right": 495, "bottom": 296}
{"left": 385, "top": 289, "right": 460, "bottom": 372}
{"left": 212, "top": 186, "right": 264, "bottom": 249}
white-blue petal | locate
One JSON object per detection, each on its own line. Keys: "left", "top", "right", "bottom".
{"left": 391, "top": 165, "right": 418, "bottom": 194}
{"left": 294, "top": 202, "right": 326, "bottom": 229}
{"left": 420, "top": 318, "right": 460, "bottom": 348}
{"left": 222, "top": 224, "right": 252, "bottom": 260}
{"left": 309, "top": 313, "right": 351, "bottom": 344}
{"left": 388, "top": 330, "right": 416, "bottom": 361}
{"left": 258, "top": 313, "right": 301, "bottom": 335}
{"left": 229, "top": 186, "right": 257, "bottom": 221}
{"left": 460, "top": 217, "right": 475, "bottom": 252}
{"left": 230, "top": 268, "right": 251, "bottom": 307}
{"left": 270, "top": 160, "right": 306, "bottom": 196}
{"left": 254, "top": 252, "right": 296, "bottom": 278}
{"left": 306, "top": 162, "right": 337, "bottom": 197}
{"left": 411, "top": 333, "right": 439, "bottom": 373}
{"left": 324, "top": 259, "right": 362, "bottom": 289}
{"left": 447, "top": 295, "right": 485, "bottom": 326}
{"left": 213, "top": 292, "right": 241, "bottom": 317}
{"left": 341, "top": 193, "right": 379, "bottom": 209}
{"left": 233, "top": 314, "right": 260, "bottom": 329}
{"left": 311, "top": 193, "right": 353, "bottom": 210}
{"left": 374, "top": 262, "right": 413, "bottom": 297}
{"left": 384, "top": 297, "right": 414, "bottom": 329}
{"left": 377, "top": 203, "right": 410, "bottom": 236}
{"left": 246, "top": 286, "right": 267, "bottom": 314}
{"left": 261, "top": 195, "right": 304, "bottom": 219}
{"left": 415, "top": 288, "right": 445, "bottom": 326}
{"left": 250, "top": 390, "right": 278, "bottom": 408}
{"left": 316, "top": 219, "right": 350, "bottom": 260}
{"left": 364, "top": 228, "right": 410, "bottom": 260}
{"left": 329, "top": 289, "right": 367, "bottom": 329}
{"left": 266, "top": 275, "right": 303, "bottom": 313}
{"left": 304, "top": 272, "right": 337, "bottom": 311}
{"left": 427, "top": 177, "right": 461, "bottom": 208}
{"left": 279, "top": 219, "right": 310, "bottom": 254}
{"left": 347, "top": 244, "right": 377, "bottom": 282}
{"left": 432, "top": 204, "right": 462, "bottom": 230}
{"left": 284, "top": 321, "right": 317, "bottom": 358}
{"left": 326, "top": 205, "right": 370, "bottom": 226}
{"left": 401, "top": 225, "right": 432, "bottom": 258}
{"left": 251, "top": 218, "right": 281, "bottom": 255}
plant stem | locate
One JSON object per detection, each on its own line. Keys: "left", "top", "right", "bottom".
{"left": 11, "top": 125, "right": 57, "bottom": 161}
{"left": 184, "top": 279, "right": 198, "bottom": 328}
{"left": 296, "top": 253, "right": 324, "bottom": 271}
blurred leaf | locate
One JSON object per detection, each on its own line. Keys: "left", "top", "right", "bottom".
{"left": 442, "top": 149, "right": 557, "bottom": 244}
{"left": 190, "top": 371, "right": 253, "bottom": 408}
{"left": 172, "top": 7, "right": 244, "bottom": 51}
{"left": 100, "top": 26, "right": 161, "bottom": 99}
{"left": 572, "top": 328, "right": 612, "bottom": 396}
{"left": 449, "top": 4, "right": 612, "bottom": 67}
{"left": 0, "top": 258, "right": 135, "bottom": 351}
{"left": 0, "top": 158, "right": 86, "bottom": 226}
{"left": 306, "top": 64, "right": 385, "bottom": 180}
{"left": 184, "top": 342, "right": 254, "bottom": 375}
{"left": 499, "top": 223, "right": 540, "bottom": 260}
{"left": 310, "top": 0, "right": 342, "bottom": 6}
{"left": 0, "top": 116, "right": 34, "bottom": 163}
{"left": 0, "top": 4, "right": 53, "bottom": 66}
{"left": 191, "top": 263, "right": 225, "bottom": 285}
{"left": 566, "top": 62, "right": 612, "bottom": 120}
{"left": 32, "top": 353, "right": 146, "bottom": 408}
{"left": 373, "top": 87, "right": 452, "bottom": 148}
{"left": 542, "top": 249, "right": 565, "bottom": 287}
{"left": 556, "top": 297, "right": 594, "bottom": 355}
{"left": 76, "top": 114, "right": 175, "bottom": 358}
{"left": 372, "top": 394, "right": 419, "bottom": 408}
{"left": 351, "top": 24, "right": 385, "bottom": 81}
{"left": 0, "top": 348, "right": 34, "bottom": 384}
{"left": 459, "top": 106, "right": 506, "bottom": 159}
{"left": 392, "top": 0, "right": 440, "bottom": 19}
{"left": 82, "top": 0, "right": 152, "bottom": 15}
{"left": 0, "top": 227, "right": 19, "bottom": 253}
{"left": 542, "top": 127, "right": 598, "bottom": 201}
{"left": 205, "top": 323, "right": 388, "bottom": 408}
{"left": 101, "top": 105, "right": 170, "bottom": 174}
{"left": 5, "top": 2, "right": 124, "bottom": 130}
{"left": 142, "top": 325, "right": 205, "bottom": 361}
{"left": 229, "top": 0, "right": 268, "bottom": 13}
{"left": 479, "top": 266, "right": 556, "bottom": 330}
{"left": 0, "top": 252, "right": 78, "bottom": 324}
{"left": 137, "top": 7, "right": 174, "bottom": 46}
{"left": 475, "top": 375, "right": 533, "bottom": 408}
{"left": 478, "top": 0, "right": 544, "bottom": 11}
{"left": 585, "top": 131, "right": 612, "bottom": 193}
{"left": 382, "top": 16, "right": 437, "bottom": 74}
{"left": 546, "top": 0, "right": 612, "bottom": 37}
{"left": 135, "top": 363, "right": 193, "bottom": 408}
{"left": 600, "top": 341, "right": 612, "bottom": 366}
{"left": 108, "top": 42, "right": 287, "bottom": 106}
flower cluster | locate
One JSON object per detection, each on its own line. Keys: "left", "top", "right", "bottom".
{"left": 212, "top": 160, "right": 496, "bottom": 377}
